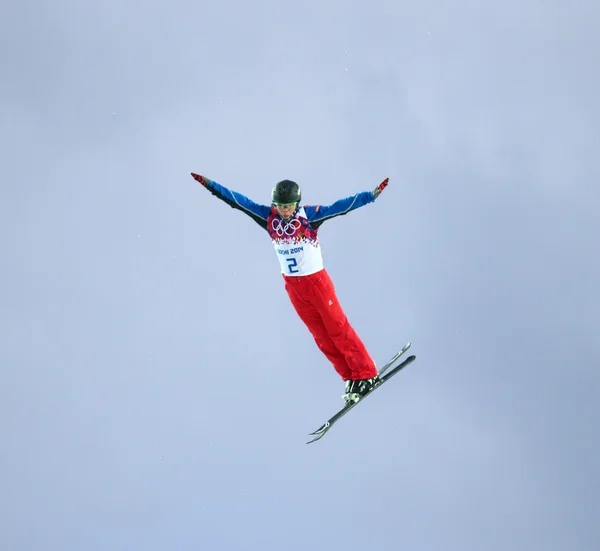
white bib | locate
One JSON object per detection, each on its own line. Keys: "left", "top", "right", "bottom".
{"left": 269, "top": 208, "right": 323, "bottom": 276}
{"left": 274, "top": 240, "right": 323, "bottom": 275}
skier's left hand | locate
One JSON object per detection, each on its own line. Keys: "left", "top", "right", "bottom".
{"left": 373, "top": 178, "right": 389, "bottom": 198}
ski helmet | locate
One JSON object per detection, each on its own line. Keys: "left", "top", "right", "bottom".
{"left": 271, "top": 180, "right": 301, "bottom": 205}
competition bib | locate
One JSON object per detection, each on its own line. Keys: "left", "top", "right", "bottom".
{"left": 268, "top": 208, "right": 323, "bottom": 276}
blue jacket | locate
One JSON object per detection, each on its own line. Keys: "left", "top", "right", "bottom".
{"left": 203, "top": 178, "right": 376, "bottom": 231}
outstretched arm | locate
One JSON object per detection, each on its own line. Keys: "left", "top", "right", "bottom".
{"left": 305, "top": 177, "right": 389, "bottom": 229}
{"left": 191, "top": 173, "right": 271, "bottom": 230}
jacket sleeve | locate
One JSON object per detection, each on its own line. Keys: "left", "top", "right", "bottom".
{"left": 304, "top": 191, "right": 376, "bottom": 229}
{"left": 200, "top": 177, "right": 271, "bottom": 230}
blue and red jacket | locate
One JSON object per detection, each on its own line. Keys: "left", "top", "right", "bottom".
{"left": 197, "top": 176, "right": 376, "bottom": 276}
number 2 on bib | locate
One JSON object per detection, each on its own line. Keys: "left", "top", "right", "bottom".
{"left": 286, "top": 257, "right": 299, "bottom": 274}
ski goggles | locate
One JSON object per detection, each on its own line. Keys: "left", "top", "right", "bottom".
{"left": 273, "top": 202, "right": 298, "bottom": 208}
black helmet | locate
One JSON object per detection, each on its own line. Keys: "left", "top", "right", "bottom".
{"left": 271, "top": 180, "right": 301, "bottom": 204}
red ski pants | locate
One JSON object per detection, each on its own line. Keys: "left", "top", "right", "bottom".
{"left": 283, "top": 269, "right": 377, "bottom": 381}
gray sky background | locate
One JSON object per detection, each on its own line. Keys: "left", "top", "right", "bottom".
{"left": 2, "top": 1, "right": 599, "bottom": 550}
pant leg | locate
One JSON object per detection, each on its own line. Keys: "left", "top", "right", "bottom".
{"left": 284, "top": 276, "right": 353, "bottom": 380}
{"left": 310, "top": 270, "right": 378, "bottom": 380}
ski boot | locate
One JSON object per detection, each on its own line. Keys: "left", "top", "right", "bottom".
{"left": 343, "top": 376, "right": 381, "bottom": 404}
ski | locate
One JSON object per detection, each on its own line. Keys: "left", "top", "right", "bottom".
{"left": 306, "top": 342, "right": 416, "bottom": 444}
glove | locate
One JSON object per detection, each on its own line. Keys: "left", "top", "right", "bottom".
{"left": 373, "top": 177, "right": 389, "bottom": 198}
{"left": 191, "top": 173, "right": 211, "bottom": 187}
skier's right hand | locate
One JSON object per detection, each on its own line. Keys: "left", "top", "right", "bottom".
{"left": 191, "top": 173, "right": 211, "bottom": 187}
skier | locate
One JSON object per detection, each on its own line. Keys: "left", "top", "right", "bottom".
{"left": 191, "top": 172, "right": 389, "bottom": 402}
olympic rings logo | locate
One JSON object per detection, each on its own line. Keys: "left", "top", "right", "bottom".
{"left": 271, "top": 218, "right": 301, "bottom": 237}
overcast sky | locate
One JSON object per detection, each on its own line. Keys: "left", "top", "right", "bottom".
{"left": 2, "top": 1, "right": 599, "bottom": 550}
